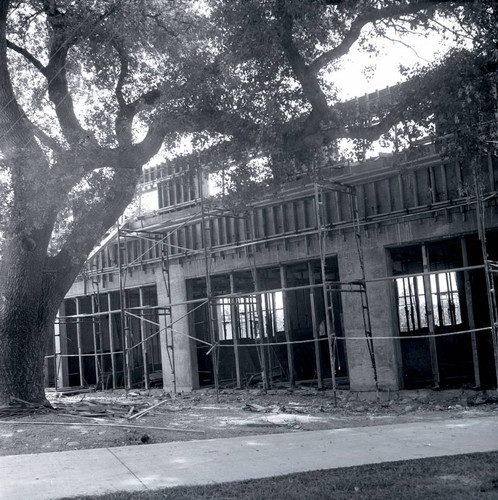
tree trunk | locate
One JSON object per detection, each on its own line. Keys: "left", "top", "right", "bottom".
{"left": 0, "top": 167, "right": 142, "bottom": 405}
{"left": 0, "top": 311, "right": 54, "bottom": 406}
{"left": 0, "top": 233, "right": 57, "bottom": 406}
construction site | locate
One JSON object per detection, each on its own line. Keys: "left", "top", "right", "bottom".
{"left": 43, "top": 90, "right": 498, "bottom": 397}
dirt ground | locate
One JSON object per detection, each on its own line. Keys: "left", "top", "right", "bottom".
{"left": 1, "top": 387, "right": 497, "bottom": 457}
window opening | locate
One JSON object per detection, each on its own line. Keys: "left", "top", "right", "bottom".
{"left": 396, "top": 271, "right": 462, "bottom": 332}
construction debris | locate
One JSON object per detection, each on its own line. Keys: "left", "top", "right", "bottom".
{"left": 244, "top": 403, "right": 269, "bottom": 413}
{"left": 0, "top": 420, "right": 205, "bottom": 433}
{"left": 128, "top": 399, "right": 170, "bottom": 420}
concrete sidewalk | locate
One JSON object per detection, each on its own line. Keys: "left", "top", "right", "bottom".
{"left": 1, "top": 416, "right": 497, "bottom": 500}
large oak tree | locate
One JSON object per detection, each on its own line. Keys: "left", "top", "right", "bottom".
{"left": 0, "top": 0, "right": 495, "bottom": 404}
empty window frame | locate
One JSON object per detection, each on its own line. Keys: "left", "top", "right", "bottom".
{"left": 396, "top": 271, "right": 462, "bottom": 332}
{"left": 261, "top": 291, "right": 284, "bottom": 335}
{"left": 217, "top": 297, "right": 233, "bottom": 341}
{"left": 430, "top": 272, "right": 462, "bottom": 327}
{"left": 216, "top": 291, "right": 284, "bottom": 340}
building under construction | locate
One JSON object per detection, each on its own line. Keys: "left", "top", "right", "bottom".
{"left": 45, "top": 117, "right": 498, "bottom": 395}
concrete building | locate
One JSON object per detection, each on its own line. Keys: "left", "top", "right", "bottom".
{"left": 45, "top": 133, "right": 498, "bottom": 395}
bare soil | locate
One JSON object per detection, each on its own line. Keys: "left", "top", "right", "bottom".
{"left": 1, "top": 387, "right": 497, "bottom": 457}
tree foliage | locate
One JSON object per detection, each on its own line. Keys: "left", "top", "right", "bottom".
{"left": 216, "top": 1, "right": 495, "bottom": 158}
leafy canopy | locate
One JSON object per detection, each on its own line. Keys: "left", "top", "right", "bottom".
{"left": 0, "top": 0, "right": 496, "bottom": 259}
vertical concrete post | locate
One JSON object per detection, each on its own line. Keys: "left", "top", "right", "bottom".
{"left": 339, "top": 241, "right": 401, "bottom": 392}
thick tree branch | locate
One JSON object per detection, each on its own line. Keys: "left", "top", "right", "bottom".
{"left": 113, "top": 40, "right": 134, "bottom": 146}
{"left": 42, "top": 1, "right": 113, "bottom": 147}
{"left": 342, "top": 110, "right": 405, "bottom": 142}
{"left": 0, "top": 2, "right": 35, "bottom": 153}
{"left": 309, "top": 0, "right": 467, "bottom": 73}
{"left": 275, "top": 0, "right": 329, "bottom": 118}
{"left": 281, "top": 48, "right": 494, "bottom": 154}
{"left": 26, "top": 118, "right": 63, "bottom": 152}
{"left": 6, "top": 39, "right": 48, "bottom": 75}
{"left": 48, "top": 167, "right": 141, "bottom": 296}
{"left": 45, "top": 45, "right": 93, "bottom": 146}
{"left": 114, "top": 42, "right": 129, "bottom": 112}
{"left": 112, "top": 38, "right": 162, "bottom": 146}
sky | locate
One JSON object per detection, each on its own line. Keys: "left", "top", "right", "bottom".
{"left": 333, "top": 27, "right": 459, "bottom": 100}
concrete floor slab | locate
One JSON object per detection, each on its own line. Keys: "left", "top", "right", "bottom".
{"left": 0, "top": 416, "right": 497, "bottom": 500}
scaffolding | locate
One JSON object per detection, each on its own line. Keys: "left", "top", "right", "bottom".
{"left": 46, "top": 145, "right": 498, "bottom": 393}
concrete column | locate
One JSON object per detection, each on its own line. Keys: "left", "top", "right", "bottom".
{"left": 338, "top": 235, "right": 401, "bottom": 391}
{"left": 158, "top": 267, "right": 196, "bottom": 392}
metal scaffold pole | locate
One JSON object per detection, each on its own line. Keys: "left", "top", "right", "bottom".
{"left": 161, "top": 234, "right": 176, "bottom": 394}
{"left": 198, "top": 163, "right": 220, "bottom": 401}
{"left": 117, "top": 223, "right": 131, "bottom": 392}
{"left": 90, "top": 271, "right": 104, "bottom": 390}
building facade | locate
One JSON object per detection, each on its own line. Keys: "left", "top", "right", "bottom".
{"left": 45, "top": 139, "right": 498, "bottom": 394}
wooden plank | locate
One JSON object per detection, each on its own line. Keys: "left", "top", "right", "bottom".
{"left": 488, "top": 151, "right": 495, "bottom": 191}
{"left": 230, "top": 273, "right": 242, "bottom": 388}
{"left": 254, "top": 270, "right": 269, "bottom": 391}
{"left": 75, "top": 299, "right": 84, "bottom": 387}
{"left": 280, "top": 266, "right": 295, "bottom": 388}
{"left": 398, "top": 174, "right": 405, "bottom": 210}
{"left": 422, "top": 245, "right": 440, "bottom": 388}
{"left": 429, "top": 167, "right": 437, "bottom": 204}
{"left": 461, "top": 238, "right": 481, "bottom": 388}
{"left": 91, "top": 294, "right": 100, "bottom": 388}
{"left": 334, "top": 190, "right": 342, "bottom": 222}
{"left": 108, "top": 294, "right": 116, "bottom": 390}
{"left": 139, "top": 288, "right": 149, "bottom": 390}
{"left": 412, "top": 171, "right": 419, "bottom": 207}
{"left": 308, "top": 262, "right": 323, "bottom": 389}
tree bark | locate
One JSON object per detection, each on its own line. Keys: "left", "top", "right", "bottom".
{"left": 0, "top": 235, "right": 57, "bottom": 405}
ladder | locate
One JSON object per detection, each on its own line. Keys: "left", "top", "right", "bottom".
{"left": 314, "top": 182, "right": 336, "bottom": 395}
{"left": 351, "top": 187, "right": 380, "bottom": 394}
{"left": 314, "top": 178, "right": 380, "bottom": 394}
{"left": 160, "top": 232, "right": 176, "bottom": 394}
{"left": 91, "top": 270, "right": 104, "bottom": 390}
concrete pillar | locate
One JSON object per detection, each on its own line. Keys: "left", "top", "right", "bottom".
{"left": 338, "top": 235, "right": 401, "bottom": 391}
{"left": 157, "top": 267, "right": 196, "bottom": 392}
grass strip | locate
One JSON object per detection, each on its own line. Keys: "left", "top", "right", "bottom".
{"left": 62, "top": 451, "right": 498, "bottom": 500}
